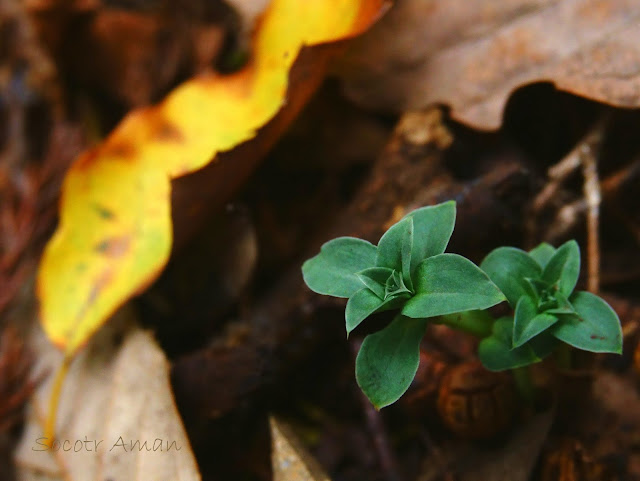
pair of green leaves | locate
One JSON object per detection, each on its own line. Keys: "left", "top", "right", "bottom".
{"left": 302, "top": 201, "right": 505, "bottom": 408}
{"left": 478, "top": 241, "right": 622, "bottom": 371}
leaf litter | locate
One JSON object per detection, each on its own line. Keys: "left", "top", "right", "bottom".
{"left": 14, "top": 308, "right": 200, "bottom": 481}
{"left": 338, "top": 0, "right": 640, "bottom": 129}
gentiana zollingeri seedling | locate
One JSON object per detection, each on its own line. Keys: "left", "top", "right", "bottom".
{"left": 301, "top": 201, "right": 623, "bottom": 409}
{"left": 477, "top": 240, "right": 622, "bottom": 373}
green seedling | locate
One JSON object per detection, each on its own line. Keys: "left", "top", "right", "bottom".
{"left": 478, "top": 241, "right": 622, "bottom": 371}
{"left": 301, "top": 201, "right": 622, "bottom": 409}
{"left": 302, "top": 201, "right": 505, "bottom": 408}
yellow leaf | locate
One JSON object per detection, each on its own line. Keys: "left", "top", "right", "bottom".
{"left": 37, "top": 0, "right": 389, "bottom": 356}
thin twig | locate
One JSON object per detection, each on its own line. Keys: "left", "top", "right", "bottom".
{"left": 580, "top": 143, "right": 602, "bottom": 293}
{"left": 351, "top": 341, "right": 403, "bottom": 481}
{"left": 601, "top": 157, "right": 640, "bottom": 251}
{"left": 526, "top": 138, "right": 584, "bottom": 248}
{"left": 542, "top": 199, "right": 586, "bottom": 243}
{"left": 531, "top": 147, "right": 582, "bottom": 214}
{"left": 417, "top": 429, "right": 456, "bottom": 481}
{"left": 528, "top": 115, "right": 608, "bottom": 292}
{"left": 576, "top": 114, "right": 609, "bottom": 293}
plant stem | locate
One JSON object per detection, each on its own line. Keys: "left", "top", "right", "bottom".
{"left": 44, "top": 353, "right": 73, "bottom": 445}
{"left": 512, "top": 366, "right": 536, "bottom": 405}
{"left": 555, "top": 343, "right": 573, "bottom": 370}
{"left": 436, "top": 310, "right": 494, "bottom": 338}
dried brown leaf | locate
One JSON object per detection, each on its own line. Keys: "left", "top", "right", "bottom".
{"left": 270, "top": 416, "right": 332, "bottom": 481}
{"left": 338, "top": 0, "right": 640, "bottom": 129}
{"left": 14, "top": 310, "right": 200, "bottom": 481}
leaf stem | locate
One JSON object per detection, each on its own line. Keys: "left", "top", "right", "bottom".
{"left": 436, "top": 310, "right": 494, "bottom": 338}
{"left": 44, "top": 353, "right": 73, "bottom": 445}
{"left": 512, "top": 366, "right": 536, "bottom": 405}
{"left": 554, "top": 343, "right": 573, "bottom": 370}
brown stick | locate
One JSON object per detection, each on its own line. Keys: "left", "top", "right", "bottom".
{"left": 580, "top": 142, "right": 601, "bottom": 293}
{"left": 351, "top": 341, "right": 403, "bottom": 481}
{"left": 526, "top": 115, "right": 608, "bottom": 291}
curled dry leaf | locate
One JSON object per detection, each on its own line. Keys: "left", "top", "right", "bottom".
{"left": 338, "top": 0, "right": 640, "bottom": 129}
{"left": 14, "top": 310, "right": 200, "bottom": 481}
{"left": 36, "top": 0, "right": 389, "bottom": 357}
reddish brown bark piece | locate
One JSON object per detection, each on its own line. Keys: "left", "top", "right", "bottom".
{"left": 338, "top": 0, "right": 640, "bottom": 130}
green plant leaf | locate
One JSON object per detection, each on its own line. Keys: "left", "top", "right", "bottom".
{"left": 551, "top": 291, "right": 622, "bottom": 353}
{"left": 346, "top": 288, "right": 392, "bottom": 335}
{"left": 513, "top": 296, "right": 559, "bottom": 348}
{"left": 545, "top": 291, "right": 576, "bottom": 315}
{"left": 480, "top": 247, "right": 542, "bottom": 308}
{"left": 357, "top": 267, "right": 393, "bottom": 299}
{"left": 479, "top": 317, "right": 556, "bottom": 371}
{"left": 404, "top": 201, "right": 456, "bottom": 276}
{"left": 401, "top": 254, "right": 505, "bottom": 318}
{"left": 437, "top": 310, "right": 494, "bottom": 338}
{"left": 542, "top": 240, "right": 580, "bottom": 296}
{"left": 529, "top": 243, "right": 556, "bottom": 269}
{"left": 385, "top": 270, "right": 413, "bottom": 299}
{"left": 401, "top": 221, "right": 414, "bottom": 292}
{"left": 355, "top": 315, "right": 428, "bottom": 409}
{"left": 376, "top": 217, "right": 414, "bottom": 284}
{"left": 302, "top": 237, "right": 376, "bottom": 298}
{"left": 522, "top": 277, "right": 542, "bottom": 303}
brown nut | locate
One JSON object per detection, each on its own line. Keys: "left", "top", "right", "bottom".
{"left": 437, "top": 361, "right": 517, "bottom": 439}
{"left": 402, "top": 349, "right": 449, "bottom": 416}
{"left": 634, "top": 341, "right": 640, "bottom": 377}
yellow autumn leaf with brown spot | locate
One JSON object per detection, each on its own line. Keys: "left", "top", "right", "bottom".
{"left": 37, "top": 0, "right": 389, "bottom": 355}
